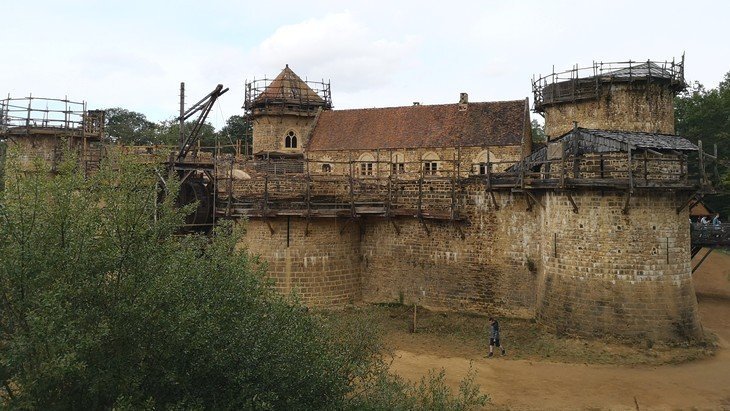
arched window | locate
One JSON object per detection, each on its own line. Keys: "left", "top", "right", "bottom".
{"left": 321, "top": 163, "right": 332, "bottom": 173}
{"left": 358, "top": 153, "right": 375, "bottom": 176}
{"left": 284, "top": 130, "right": 298, "bottom": 148}
{"left": 422, "top": 152, "right": 439, "bottom": 175}
{"left": 391, "top": 152, "right": 405, "bottom": 174}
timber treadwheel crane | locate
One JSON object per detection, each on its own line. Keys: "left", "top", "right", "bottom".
{"left": 168, "top": 83, "right": 229, "bottom": 231}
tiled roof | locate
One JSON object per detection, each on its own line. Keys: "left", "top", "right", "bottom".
{"left": 254, "top": 65, "right": 325, "bottom": 105}
{"left": 572, "top": 128, "right": 698, "bottom": 151}
{"left": 307, "top": 100, "right": 528, "bottom": 150}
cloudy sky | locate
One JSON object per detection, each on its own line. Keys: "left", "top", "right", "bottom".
{"left": 2, "top": 0, "right": 728, "bottom": 129}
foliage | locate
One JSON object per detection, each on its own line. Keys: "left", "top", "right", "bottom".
{"left": 104, "top": 108, "right": 159, "bottom": 145}
{"left": 156, "top": 119, "right": 219, "bottom": 149}
{"left": 531, "top": 119, "right": 546, "bottom": 144}
{"left": 219, "top": 115, "right": 253, "bottom": 155}
{"left": 675, "top": 72, "right": 730, "bottom": 217}
{"left": 0, "top": 151, "right": 488, "bottom": 410}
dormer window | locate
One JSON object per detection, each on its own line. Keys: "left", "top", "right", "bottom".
{"left": 284, "top": 130, "right": 298, "bottom": 148}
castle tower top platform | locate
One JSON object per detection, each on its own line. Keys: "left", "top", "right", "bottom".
{"left": 532, "top": 57, "right": 686, "bottom": 139}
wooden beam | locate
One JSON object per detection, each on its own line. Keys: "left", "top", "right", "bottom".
{"left": 692, "top": 247, "right": 713, "bottom": 274}
{"left": 419, "top": 217, "right": 431, "bottom": 236}
{"left": 566, "top": 192, "right": 579, "bottom": 213}
{"left": 676, "top": 192, "right": 700, "bottom": 214}
{"left": 524, "top": 190, "right": 545, "bottom": 210}
{"left": 453, "top": 221, "right": 466, "bottom": 240}
{"left": 622, "top": 190, "right": 631, "bottom": 215}
{"left": 490, "top": 190, "right": 499, "bottom": 210}
{"left": 389, "top": 218, "right": 401, "bottom": 235}
{"left": 339, "top": 217, "right": 355, "bottom": 235}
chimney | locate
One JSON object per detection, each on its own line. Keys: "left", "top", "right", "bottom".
{"left": 459, "top": 92, "right": 468, "bottom": 111}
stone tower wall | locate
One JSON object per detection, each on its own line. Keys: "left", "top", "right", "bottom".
{"left": 544, "top": 82, "right": 676, "bottom": 139}
{"left": 536, "top": 190, "right": 701, "bottom": 341}
{"left": 240, "top": 218, "right": 361, "bottom": 307}
{"left": 252, "top": 115, "right": 316, "bottom": 154}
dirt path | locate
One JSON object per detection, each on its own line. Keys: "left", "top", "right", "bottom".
{"left": 390, "top": 252, "right": 730, "bottom": 410}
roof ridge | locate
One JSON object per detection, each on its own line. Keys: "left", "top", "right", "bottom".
{"left": 319, "top": 99, "right": 527, "bottom": 113}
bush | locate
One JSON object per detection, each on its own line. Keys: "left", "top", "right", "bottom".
{"left": 0, "top": 150, "right": 488, "bottom": 410}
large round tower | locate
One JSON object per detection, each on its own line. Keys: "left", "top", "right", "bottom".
{"left": 531, "top": 57, "right": 703, "bottom": 342}
{"left": 244, "top": 65, "right": 332, "bottom": 156}
{"left": 533, "top": 58, "right": 685, "bottom": 139}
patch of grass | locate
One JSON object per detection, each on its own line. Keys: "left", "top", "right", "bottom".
{"left": 333, "top": 304, "right": 718, "bottom": 366}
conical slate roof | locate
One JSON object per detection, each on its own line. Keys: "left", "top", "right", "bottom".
{"left": 598, "top": 61, "right": 675, "bottom": 81}
{"left": 254, "top": 65, "right": 325, "bottom": 106}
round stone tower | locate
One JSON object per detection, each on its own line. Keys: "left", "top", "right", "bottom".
{"left": 244, "top": 65, "right": 332, "bottom": 155}
{"left": 532, "top": 57, "right": 703, "bottom": 342}
{"left": 533, "top": 58, "right": 685, "bottom": 139}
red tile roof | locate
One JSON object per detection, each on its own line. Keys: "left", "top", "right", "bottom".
{"left": 307, "top": 99, "right": 528, "bottom": 150}
{"left": 254, "top": 65, "right": 325, "bottom": 106}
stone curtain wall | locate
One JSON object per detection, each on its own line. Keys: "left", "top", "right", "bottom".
{"left": 360, "top": 187, "right": 541, "bottom": 318}
{"left": 536, "top": 190, "right": 700, "bottom": 341}
{"left": 544, "top": 82, "right": 675, "bottom": 139}
{"left": 232, "top": 153, "right": 701, "bottom": 341}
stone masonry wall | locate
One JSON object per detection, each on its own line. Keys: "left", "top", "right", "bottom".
{"left": 544, "top": 82, "right": 676, "bottom": 139}
{"left": 536, "top": 190, "right": 701, "bottom": 341}
{"left": 360, "top": 183, "right": 541, "bottom": 318}
{"left": 252, "top": 114, "right": 316, "bottom": 154}
{"left": 240, "top": 218, "right": 361, "bottom": 307}
{"left": 307, "top": 146, "right": 523, "bottom": 176}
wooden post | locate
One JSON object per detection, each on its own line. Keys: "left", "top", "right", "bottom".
{"left": 349, "top": 151, "right": 355, "bottom": 217}
{"left": 450, "top": 152, "right": 456, "bottom": 220}
{"left": 698, "top": 140, "right": 705, "bottom": 185}
{"left": 412, "top": 301, "right": 417, "bottom": 333}
{"left": 485, "top": 149, "right": 492, "bottom": 190}
{"left": 714, "top": 144, "right": 719, "bottom": 182}
{"left": 560, "top": 141, "right": 566, "bottom": 188}
{"left": 627, "top": 146, "right": 634, "bottom": 193}
{"left": 263, "top": 174, "right": 269, "bottom": 214}
{"left": 417, "top": 173, "right": 423, "bottom": 217}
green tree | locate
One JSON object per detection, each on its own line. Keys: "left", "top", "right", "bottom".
{"left": 0, "top": 150, "right": 488, "bottom": 409}
{"left": 219, "top": 115, "right": 253, "bottom": 155}
{"left": 531, "top": 119, "right": 546, "bottom": 144}
{"left": 104, "top": 108, "right": 159, "bottom": 145}
{"left": 156, "top": 119, "right": 218, "bottom": 150}
{"left": 675, "top": 72, "right": 730, "bottom": 217}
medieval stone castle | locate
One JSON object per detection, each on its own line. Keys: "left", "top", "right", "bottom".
{"left": 1, "top": 57, "right": 716, "bottom": 343}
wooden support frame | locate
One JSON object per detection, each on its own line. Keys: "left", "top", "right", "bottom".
{"left": 340, "top": 217, "right": 356, "bottom": 235}
{"left": 622, "top": 190, "right": 632, "bottom": 215}
{"left": 489, "top": 191, "right": 499, "bottom": 210}
{"left": 566, "top": 192, "right": 579, "bottom": 213}
{"left": 524, "top": 190, "right": 544, "bottom": 210}
{"left": 389, "top": 218, "right": 401, "bottom": 235}
{"left": 419, "top": 217, "right": 431, "bottom": 236}
{"left": 453, "top": 221, "right": 466, "bottom": 240}
{"left": 692, "top": 247, "right": 713, "bottom": 274}
{"left": 676, "top": 192, "right": 701, "bottom": 214}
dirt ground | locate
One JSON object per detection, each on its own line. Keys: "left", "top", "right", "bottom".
{"left": 387, "top": 250, "right": 730, "bottom": 410}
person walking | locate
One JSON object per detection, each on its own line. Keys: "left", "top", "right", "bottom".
{"left": 487, "top": 317, "right": 506, "bottom": 357}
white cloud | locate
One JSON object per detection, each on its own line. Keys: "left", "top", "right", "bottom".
{"left": 249, "top": 12, "right": 419, "bottom": 93}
